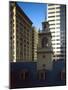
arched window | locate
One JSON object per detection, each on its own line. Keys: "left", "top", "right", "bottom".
{"left": 19, "top": 70, "right": 29, "bottom": 81}
{"left": 42, "top": 37, "right": 48, "bottom": 48}
{"left": 38, "top": 70, "right": 46, "bottom": 80}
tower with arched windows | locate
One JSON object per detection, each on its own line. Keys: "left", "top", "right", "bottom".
{"left": 37, "top": 21, "right": 53, "bottom": 70}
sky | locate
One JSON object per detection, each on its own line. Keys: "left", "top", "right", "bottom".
{"left": 17, "top": 2, "right": 47, "bottom": 30}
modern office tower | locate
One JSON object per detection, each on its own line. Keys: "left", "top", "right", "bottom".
{"left": 47, "top": 4, "right": 66, "bottom": 61}
{"left": 9, "top": 2, "right": 33, "bottom": 62}
{"left": 32, "top": 27, "right": 38, "bottom": 61}
{"left": 37, "top": 21, "right": 53, "bottom": 71}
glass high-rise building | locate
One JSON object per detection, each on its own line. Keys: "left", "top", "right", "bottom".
{"left": 47, "top": 4, "right": 66, "bottom": 61}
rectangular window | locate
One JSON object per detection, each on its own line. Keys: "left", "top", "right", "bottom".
{"left": 56, "top": 11, "right": 60, "bottom": 13}
{"left": 56, "top": 7, "right": 60, "bottom": 9}
{"left": 48, "top": 8, "right": 55, "bottom": 10}
{"left": 56, "top": 23, "right": 60, "bottom": 25}
{"left": 56, "top": 19, "right": 60, "bottom": 21}
{"left": 56, "top": 27, "right": 60, "bottom": 29}
{"left": 56, "top": 39, "right": 60, "bottom": 41}
{"left": 48, "top": 20, "right": 55, "bottom": 22}
{"left": 48, "top": 12, "right": 55, "bottom": 14}
{"left": 50, "top": 23, "right": 55, "bottom": 25}
{"left": 56, "top": 15, "right": 60, "bottom": 17}
{"left": 52, "top": 35, "right": 55, "bottom": 37}
{"left": 48, "top": 16, "right": 55, "bottom": 18}
{"left": 50, "top": 27, "right": 55, "bottom": 29}
{"left": 56, "top": 43, "right": 60, "bottom": 45}
{"left": 48, "top": 4, "right": 55, "bottom": 6}
{"left": 56, "top": 47, "right": 60, "bottom": 49}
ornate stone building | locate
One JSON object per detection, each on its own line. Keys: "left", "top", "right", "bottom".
{"left": 37, "top": 21, "right": 53, "bottom": 71}
{"left": 9, "top": 2, "right": 33, "bottom": 62}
